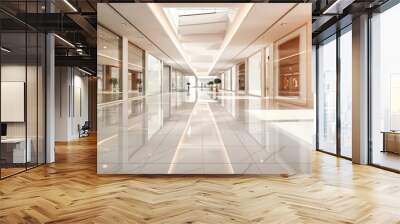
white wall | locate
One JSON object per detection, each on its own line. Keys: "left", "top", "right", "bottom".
{"left": 248, "top": 51, "right": 262, "bottom": 96}
{"left": 162, "top": 65, "right": 171, "bottom": 93}
{"left": 231, "top": 65, "right": 237, "bottom": 91}
{"left": 145, "top": 53, "right": 162, "bottom": 95}
{"left": 55, "top": 67, "right": 89, "bottom": 141}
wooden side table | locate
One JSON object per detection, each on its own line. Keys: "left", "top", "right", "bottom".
{"left": 381, "top": 131, "right": 400, "bottom": 154}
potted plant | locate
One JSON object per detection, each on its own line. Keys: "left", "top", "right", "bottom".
{"left": 208, "top": 81, "right": 214, "bottom": 91}
{"left": 137, "top": 79, "right": 143, "bottom": 93}
{"left": 214, "top": 78, "right": 221, "bottom": 92}
{"left": 186, "top": 82, "right": 191, "bottom": 92}
{"left": 109, "top": 78, "right": 118, "bottom": 92}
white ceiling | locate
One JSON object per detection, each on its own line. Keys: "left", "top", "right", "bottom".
{"left": 98, "top": 3, "right": 311, "bottom": 76}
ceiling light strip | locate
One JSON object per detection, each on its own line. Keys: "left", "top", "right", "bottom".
{"left": 1, "top": 47, "right": 11, "bottom": 53}
{"left": 78, "top": 67, "right": 92, "bottom": 76}
{"left": 322, "top": 0, "right": 344, "bottom": 14}
{"left": 63, "top": 0, "right": 78, "bottom": 12}
{"left": 54, "top": 34, "right": 75, "bottom": 48}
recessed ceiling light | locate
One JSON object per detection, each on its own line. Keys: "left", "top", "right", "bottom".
{"left": 103, "top": 46, "right": 107, "bottom": 49}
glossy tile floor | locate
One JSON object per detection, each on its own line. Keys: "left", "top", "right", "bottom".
{"left": 98, "top": 89, "right": 314, "bottom": 174}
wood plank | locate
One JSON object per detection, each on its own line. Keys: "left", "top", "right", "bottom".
{"left": 0, "top": 135, "right": 400, "bottom": 223}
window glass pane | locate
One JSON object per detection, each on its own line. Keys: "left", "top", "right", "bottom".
{"left": 1, "top": 31, "right": 27, "bottom": 177}
{"left": 97, "top": 26, "right": 122, "bottom": 104}
{"left": 340, "top": 27, "right": 352, "bottom": 158}
{"left": 371, "top": 4, "right": 400, "bottom": 170}
{"left": 318, "top": 36, "right": 337, "bottom": 154}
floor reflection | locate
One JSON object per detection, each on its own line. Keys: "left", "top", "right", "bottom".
{"left": 97, "top": 88, "right": 313, "bottom": 174}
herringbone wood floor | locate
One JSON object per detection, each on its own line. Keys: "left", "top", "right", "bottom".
{"left": 1, "top": 135, "right": 400, "bottom": 224}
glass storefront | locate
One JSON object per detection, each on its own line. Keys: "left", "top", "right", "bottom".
{"left": 128, "top": 43, "right": 144, "bottom": 98}
{"left": 97, "top": 26, "right": 122, "bottom": 104}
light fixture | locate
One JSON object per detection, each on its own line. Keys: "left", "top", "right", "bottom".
{"left": 78, "top": 67, "right": 92, "bottom": 76}
{"left": 63, "top": 0, "right": 78, "bottom": 12}
{"left": 54, "top": 34, "right": 75, "bottom": 48}
{"left": 322, "top": 0, "right": 354, "bottom": 15}
{"left": 103, "top": 46, "right": 107, "bottom": 49}
{"left": 1, "top": 47, "right": 11, "bottom": 53}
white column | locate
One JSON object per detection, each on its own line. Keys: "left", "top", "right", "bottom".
{"left": 121, "top": 36, "right": 129, "bottom": 166}
{"left": 46, "top": 33, "right": 55, "bottom": 163}
{"left": 352, "top": 14, "right": 369, "bottom": 164}
{"left": 244, "top": 58, "right": 249, "bottom": 95}
{"left": 122, "top": 36, "right": 128, "bottom": 101}
{"left": 261, "top": 49, "right": 266, "bottom": 97}
{"left": 160, "top": 60, "right": 164, "bottom": 93}
{"left": 144, "top": 52, "right": 149, "bottom": 95}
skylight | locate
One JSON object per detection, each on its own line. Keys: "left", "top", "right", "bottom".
{"left": 175, "top": 8, "right": 228, "bottom": 16}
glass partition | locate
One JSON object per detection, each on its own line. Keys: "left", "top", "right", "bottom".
{"left": 0, "top": 6, "right": 46, "bottom": 179}
{"left": 1, "top": 31, "right": 27, "bottom": 177}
